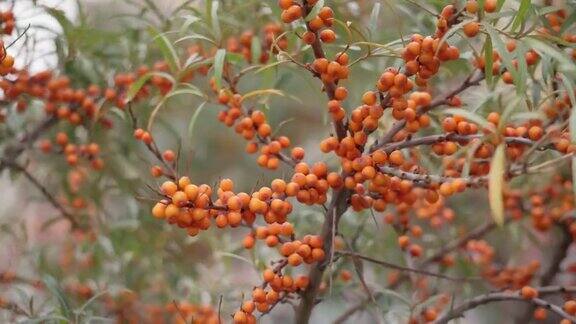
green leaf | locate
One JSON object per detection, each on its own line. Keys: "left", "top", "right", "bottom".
{"left": 149, "top": 27, "right": 181, "bottom": 74}
{"left": 188, "top": 101, "right": 208, "bottom": 138}
{"left": 175, "top": 34, "right": 217, "bottom": 46}
{"left": 217, "top": 251, "right": 253, "bottom": 266}
{"left": 511, "top": 0, "right": 531, "bottom": 31}
{"left": 484, "top": 36, "right": 494, "bottom": 87}
{"left": 484, "top": 24, "right": 523, "bottom": 93}
{"left": 488, "top": 144, "right": 506, "bottom": 226}
{"left": 210, "top": 0, "right": 221, "bottom": 42}
{"left": 368, "top": 2, "right": 381, "bottom": 38}
{"left": 251, "top": 36, "right": 261, "bottom": 64}
{"left": 213, "top": 48, "right": 226, "bottom": 90}
{"left": 241, "top": 89, "right": 286, "bottom": 102}
{"left": 305, "top": 0, "right": 325, "bottom": 21}
{"left": 125, "top": 71, "right": 175, "bottom": 103}
{"left": 147, "top": 86, "right": 205, "bottom": 130}
{"left": 180, "top": 14, "right": 202, "bottom": 31}
{"left": 43, "top": 275, "right": 72, "bottom": 320}
{"left": 524, "top": 36, "right": 576, "bottom": 74}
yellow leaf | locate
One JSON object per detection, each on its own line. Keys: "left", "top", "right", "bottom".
{"left": 488, "top": 144, "right": 506, "bottom": 226}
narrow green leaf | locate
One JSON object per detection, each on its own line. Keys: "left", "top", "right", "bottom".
{"left": 149, "top": 27, "right": 181, "bottom": 74}
{"left": 188, "top": 101, "right": 208, "bottom": 138}
{"left": 241, "top": 89, "right": 285, "bottom": 102}
{"left": 484, "top": 24, "right": 523, "bottom": 93}
{"left": 368, "top": 2, "right": 381, "bottom": 38}
{"left": 43, "top": 275, "right": 72, "bottom": 320}
{"left": 251, "top": 36, "right": 261, "bottom": 64}
{"left": 213, "top": 48, "right": 226, "bottom": 90}
{"left": 511, "top": 0, "right": 531, "bottom": 31}
{"left": 484, "top": 36, "right": 494, "bottom": 87}
{"left": 488, "top": 144, "right": 506, "bottom": 226}
{"left": 180, "top": 14, "right": 201, "bottom": 31}
{"left": 524, "top": 37, "right": 576, "bottom": 74}
{"left": 175, "top": 34, "right": 217, "bottom": 46}
{"left": 217, "top": 251, "right": 253, "bottom": 266}
{"left": 210, "top": 0, "right": 221, "bottom": 42}
{"left": 305, "top": 0, "right": 325, "bottom": 21}
{"left": 147, "top": 87, "right": 205, "bottom": 130}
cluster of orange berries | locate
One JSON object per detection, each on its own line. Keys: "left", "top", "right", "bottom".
{"left": 383, "top": 191, "right": 455, "bottom": 258}
{"left": 279, "top": 0, "right": 336, "bottom": 47}
{"left": 38, "top": 134, "right": 104, "bottom": 169}
{"left": 215, "top": 91, "right": 294, "bottom": 170}
{"left": 233, "top": 271, "right": 310, "bottom": 323}
{"left": 317, "top": 53, "right": 351, "bottom": 121}
{"left": 483, "top": 260, "right": 541, "bottom": 289}
{"left": 151, "top": 176, "right": 296, "bottom": 235}
{"left": 461, "top": 0, "right": 501, "bottom": 38}
{"left": 0, "top": 10, "right": 15, "bottom": 36}
{"left": 100, "top": 291, "right": 219, "bottom": 324}
{"left": 0, "top": 10, "right": 15, "bottom": 76}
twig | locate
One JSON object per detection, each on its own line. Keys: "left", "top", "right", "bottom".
{"left": 337, "top": 251, "right": 480, "bottom": 282}
{"left": 0, "top": 159, "right": 80, "bottom": 229}
{"left": 434, "top": 286, "right": 576, "bottom": 324}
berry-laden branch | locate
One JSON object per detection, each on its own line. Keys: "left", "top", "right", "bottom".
{"left": 434, "top": 286, "right": 576, "bottom": 324}
{"left": 370, "top": 70, "right": 485, "bottom": 152}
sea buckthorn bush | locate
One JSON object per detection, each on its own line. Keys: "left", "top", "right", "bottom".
{"left": 1, "top": 0, "right": 576, "bottom": 323}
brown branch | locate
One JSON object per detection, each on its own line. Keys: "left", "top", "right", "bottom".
{"left": 376, "top": 133, "right": 558, "bottom": 154}
{"left": 1, "top": 158, "right": 80, "bottom": 229}
{"left": 296, "top": 187, "right": 351, "bottom": 324}
{"left": 334, "top": 218, "right": 511, "bottom": 323}
{"left": 516, "top": 224, "right": 572, "bottom": 323}
{"left": 0, "top": 116, "right": 58, "bottom": 171}
{"left": 434, "top": 286, "right": 576, "bottom": 324}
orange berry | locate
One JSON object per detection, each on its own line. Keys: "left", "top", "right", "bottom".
{"left": 528, "top": 126, "right": 543, "bottom": 141}
{"left": 389, "top": 150, "right": 404, "bottom": 166}
{"left": 319, "top": 29, "right": 336, "bottom": 43}
{"left": 520, "top": 286, "right": 538, "bottom": 299}
{"left": 233, "top": 311, "right": 247, "bottom": 324}
{"left": 243, "top": 235, "right": 255, "bottom": 249}
{"left": 466, "top": 0, "right": 478, "bottom": 14}
{"left": 463, "top": 21, "right": 480, "bottom": 37}
{"left": 220, "top": 178, "right": 234, "bottom": 191}
{"left": 533, "top": 307, "right": 547, "bottom": 320}
{"left": 161, "top": 181, "right": 178, "bottom": 196}
{"left": 162, "top": 150, "right": 175, "bottom": 162}
{"left": 484, "top": 0, "right": 497, "bottom": 12}
{"left": 362, "top": 91, "right": 377, "bottom": 105}
{"left": 241, "top": 301, "right": 255, "bottom": 314}
{"left": 288, "top": 253, "right": 303, "bottom": 266}
{"left": 152, "top": 203, "right": 166, "bottom": 219}
{"left": 291, "top": 147, "right": 305, "bottom": 160}
{"left": 564, "top": 300, "right": 576, "bottom": 315}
